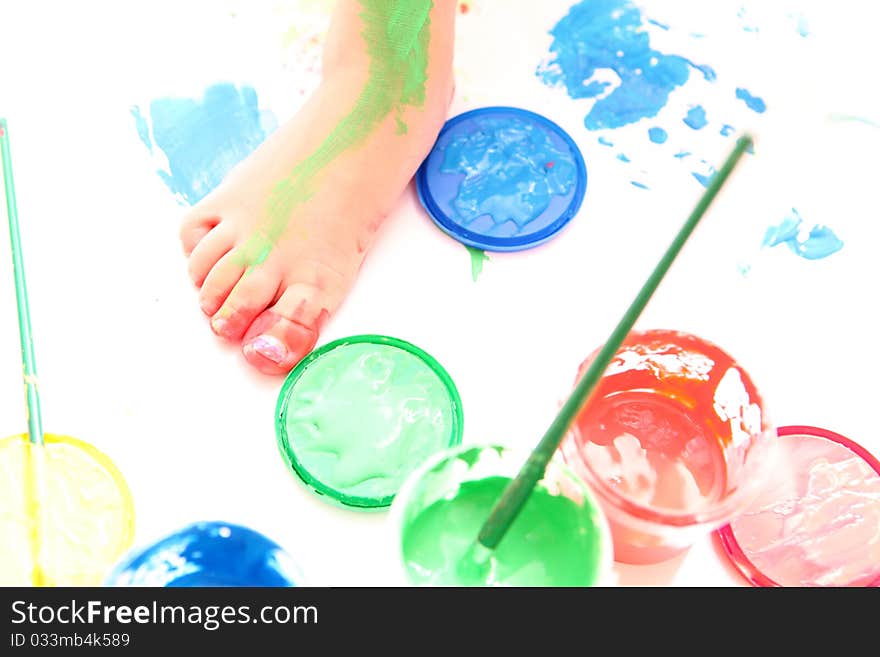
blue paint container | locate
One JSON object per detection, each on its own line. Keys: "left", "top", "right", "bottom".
{"left": 416, "top": 106, "right": 587, "bottom": 252}
{"left": 105, "top": 522, "right": 301, "bottom": 587}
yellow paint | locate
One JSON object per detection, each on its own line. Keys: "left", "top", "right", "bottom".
{"left": 0, "top": 434, "right": 135, "bottom": 586}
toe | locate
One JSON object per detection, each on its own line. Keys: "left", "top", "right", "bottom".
{"left": 180, "top": 208, "right": 220, "bottom": 256}
{"left": 198, "top": 251, "right": 248, "bottom": 317}
{"left": 241, "top": 284, "right": 333, "bottom": 375}
{"left": 187, "top": 226, "right": 235, "bottom": 288}
{"left": 209, "top": 267, "right": 281, "bottom": 341}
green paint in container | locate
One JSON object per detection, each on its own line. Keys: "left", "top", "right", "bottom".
{"left": 275, "top": 335, "right": 463, "bottom": 509}
{"left": 392, "top": 445, "right": 614, "bottom": 586}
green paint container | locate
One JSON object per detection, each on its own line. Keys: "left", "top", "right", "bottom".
{"left": 275, "top": 335, "right": 463, "bottom": 509}
{"left": 391, "top": 444, "right": 614, "bottom": 586}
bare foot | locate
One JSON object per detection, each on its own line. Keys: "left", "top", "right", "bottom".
{"left": 179, "top": 1, "right": 455, "bottom": 375}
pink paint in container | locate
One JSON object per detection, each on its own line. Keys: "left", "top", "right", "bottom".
{"left": 560, "top": 329, "right": 777, "bottom": 564}
{"left": 717, "top": 425, "right": 880, "bottom": 587}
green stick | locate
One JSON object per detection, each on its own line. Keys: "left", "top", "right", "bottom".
{"left": 476, "top": 135, "right": 754, "bottom": 551}
{"left": 1, "top": 118, "right": 44, "bottom": 446}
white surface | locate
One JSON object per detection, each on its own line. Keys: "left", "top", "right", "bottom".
{"left": 1, "top": 0, "right": 878, "bottom": 586}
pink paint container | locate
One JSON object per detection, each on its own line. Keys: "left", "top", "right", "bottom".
{"left": 560, "top": 329, "right": 777, "bottom": 565}
{"left": 717, "top": 425, "right": 880, "bottom": 587}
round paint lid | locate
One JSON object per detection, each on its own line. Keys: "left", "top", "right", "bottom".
{"left": 416, "top": 106, "right": 587, "bottom": 252}
{"left": 275, "top": 335, "right": 464, "bottom": 509}
{"left": 717, "top": 425, "right": 880, "bottom": 587}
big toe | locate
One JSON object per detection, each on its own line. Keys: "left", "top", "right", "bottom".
{"left": 241, "top": 285, "right": 332, "bottom": 375}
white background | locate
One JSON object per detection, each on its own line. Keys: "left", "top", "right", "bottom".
{"left": 1, "top": 0, "right": 878, "bottom": 586}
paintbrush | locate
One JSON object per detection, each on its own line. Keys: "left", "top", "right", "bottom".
{"left": 1, "top": 118, "right": 47, "bottom": 585}
{"left": 460, "top": 134, "right": 755, "bottom": 579}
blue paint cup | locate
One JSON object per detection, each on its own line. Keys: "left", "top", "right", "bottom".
{"left": 416, "top": 106, "right": 587, "bottom": 251}
{"left": 105, "top": 521, "right": 302, "bottom": 587}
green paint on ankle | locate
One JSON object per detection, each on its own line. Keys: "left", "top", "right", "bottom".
{"left": 240, "top": 0, "right": 434, "bottom": 266}
{"left": 465, "top": 245, "right": 489, "bottom": 281}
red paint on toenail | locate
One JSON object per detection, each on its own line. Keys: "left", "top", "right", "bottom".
{"left": 245, "top": 335, "right": 288, "bottom": 365}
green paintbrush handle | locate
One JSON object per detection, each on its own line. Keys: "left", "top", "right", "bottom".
{"left": 477, "top": 134, "right": 754, "bottom": 550}
{"left": 1, "top": 118, "right": 44, "bottom": 446}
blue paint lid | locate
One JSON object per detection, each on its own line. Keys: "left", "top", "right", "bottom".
{"left": 416, "top": 106, "right": 587, "bottom": 252}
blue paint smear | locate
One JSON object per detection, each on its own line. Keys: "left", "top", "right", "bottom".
{"left": 648, "top": 127, "right": 668, "bottom": 144}
{"left": 795, "top": 15, "right": 810, "bottom": 37}
{"left": 598, "top": 136, "right": 614, "bottom": 147}
{"left": 692, "top": 167, "right": 715, "bottom": 187}
{"left": 134, "top": 83, "right": 277, "bottom": 205}
{"left": 582, "top": 80, "right": 610, "bottom": 98}
{"left": 735, "top": 88, "right": 767, "bottom": 113}
{"left": 130, "top": 106, "right": 152, "bottom": 154}
{"left": 647, "top": 18, "right": 670, "bottom": 30}
{"left": 762, "top": 208, "right": 844, "bottom": 260}
{"left": 631, "top": 181, "right": 649, "bottom": 189}
{"left": 537, "top": 0, "right": 714, "bottom": 130}
{"left": 683, "top": 105, "right": 708, "bottom": 130}
{"left": 617, "top": 153, "right": 631, "bottom": 162}
{"left": 720, "top": 124, "right": 735, "bottom": 137}
{"left": 440, "top": 116, "right": 578, "bottom": 227}
{"left": 105, "top": 522, "right": 300, "bottom": 587}
{"left": 674, "top": 151, "right": 690, "bottom": 159}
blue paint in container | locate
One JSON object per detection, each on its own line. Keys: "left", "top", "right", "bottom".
{"left": 105, "top": 522, "right": 301, "bottom": 587}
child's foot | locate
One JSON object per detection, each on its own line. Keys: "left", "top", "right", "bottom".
{"left": 179, "top": 2, "right": 455, "bottom": 375}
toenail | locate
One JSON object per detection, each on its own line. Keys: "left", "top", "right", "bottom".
{"left": 211, "top": 316, "right": 229, "bottom": 334}
{"left": 244, "top": 335, "right": 288, "bottom": 364}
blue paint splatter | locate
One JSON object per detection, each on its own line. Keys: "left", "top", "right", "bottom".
{"left": 582, "top": 80, "right": 611, "bottom": 98}
{"left": 440, "top": 116, "right": 578, "bottom": 227}
{"left": 130, "top": 106, "right": 153, "bottom": 154}
{"left": 648, "top": 127, "right": 668, "bottom": 144}
{"left": 683, "top": 105, "right": 708, "bottom": 130}
{"left": 598, "top": 136, "right": 614, "bottom": 147}
{"left": 674, "top": 151, "right": 690, "bottom": 159}
{"left": 692, "top": 166, "right": 715, "bottom": 187}
{"left": 617, "top": 153, "right": 631, "bottom": 162}
{"left": 647, "top": 19, "right": 670, "bottom": 30}
{"left": 735, "top": 88, "right": 767, "bottom": 113}
{"left": 794, "top": 14, "right": 809, "bottom": 37}
{"left": 537, "top": 0, "right": 714, "bottom": 130}
{"left": 631, "top": 181, "right": 649, "bottom": 190}
{"left": 133, "top": 83, "right": 277, "bottom": 205}
{"left": 720, "top": 124, "right": 735, "bottom": 137}
{"left": 762, "top": 208, "right": 843, "bottom": 260}
{"left": 105, "top": 522, "right": 300, "bottom": 587}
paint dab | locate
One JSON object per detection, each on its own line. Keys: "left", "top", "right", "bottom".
{"left": 459, "top": 1, "right": 470, "bottom": 14}
{"left": 630, "top": 181, "right": 649, "bottom": 190}
{"left": 683, "top": 105, "right": 708, "bottom": 130}
{"left": 465, "top": 245, "right": 489, "bottom": 282}
{"left": 673, "top": 151, "right": 690, "bottom": 159}
{"left": 138, "top": 84, "right": 276, "bottom": 205}
{"left": 617, "top": 153, "right": 630, "bottom": 162}
{"left": 598, "top": 136, "right": 614, "bottom": 147}
{"left": 692, "top": 167, "right": 715, "bottom": 187}
{"left": 720, "top": 124, "right": 735, "bottom": 137}
{"left": 762, "top": 208, "right": 844, "bottom": 260}
{"left": 545, "top": 161, "right": 555, "bottom": 168}
{"left": 735, "top": 88, "right": 767, "bottom": 113}
{"left": 537, "top": 0, "right": 714, "bottom": 130}
{"left": 647, "top": 18, "right": 669, "bottom": 30}
{"left": 648, "top": 127, "right": 667, "bottom": 144}
{"left": 395, "top": 115, "right": 408, "bottom": 135}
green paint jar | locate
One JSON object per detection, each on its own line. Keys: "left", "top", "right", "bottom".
{"left": 391, "top": 444, "right": 614, "bottom": 586}
{"left": 275, "top": 335, "right": 463, "bottom": 509}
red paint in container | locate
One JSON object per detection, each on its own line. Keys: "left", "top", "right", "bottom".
{"left": 560, "top": 329, "right": 776, "bottom": 564}
{"left": 717, "top": 425, "right": 880, "bottom": 587}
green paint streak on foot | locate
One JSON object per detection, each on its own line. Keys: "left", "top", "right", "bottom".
{"left": 240, "top": 0, "right": 435, "bottom": 266}
{"left": 465, "top": 245, "right": 489, "bottom": 281}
